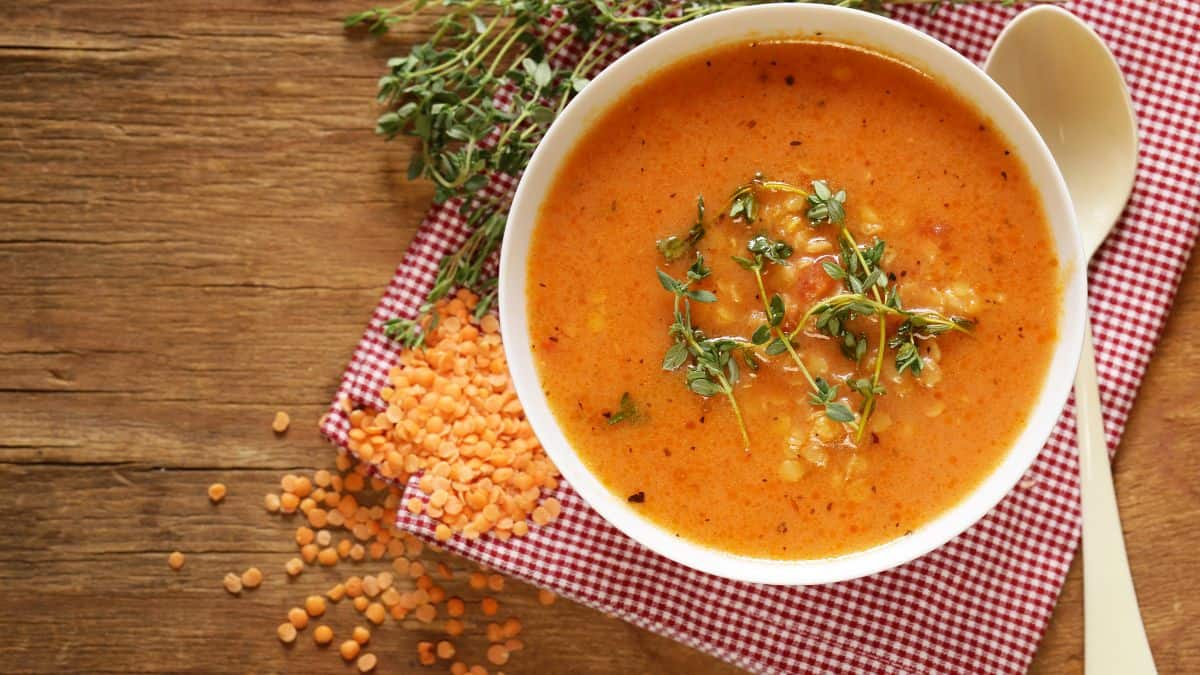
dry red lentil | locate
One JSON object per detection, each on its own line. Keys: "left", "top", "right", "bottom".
{"left": 480, "top": 597, "right": 499, "bottom": 616}
{"left": 167, "top": 551, "right": 185, "bottom": 571}
{"left": 305, "top": 595, "right": 326, "bottom": 617}
{"left": 241, "top": 567, "right": 263, "bottom": 589}
{"left": 284, "top": 607, "right": 307, "bottom": 628}
{"left": 339, "top": 640, "right": 361, "bottom": 661}
{"left": 277, "top": 623, "right": 297, "bottom": 644}
{"left": 208, "top": 483, "right": 227, "bottom": 503}
{"left": 365, "top": 602, "right": 386, "bottom": 625}
{"left": 272, "top": 411, "right": 291, "bottom": 433}
{"left": 486, "top": 644, "right": 509, "bottom": 666}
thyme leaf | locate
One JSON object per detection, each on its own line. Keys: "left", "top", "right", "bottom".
{"left": 607, "top": 392, "right": 638, "bottom": 425}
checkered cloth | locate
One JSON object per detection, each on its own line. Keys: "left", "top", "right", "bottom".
{"left": 322, "top": 2, "right": 1200, "bottom": 672}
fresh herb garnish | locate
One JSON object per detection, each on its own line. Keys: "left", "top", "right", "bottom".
{"left": 657, "top": 196, "right": 707, "bottom": 261}
{"left": 806, "top": 179, "right": 847, "bottom": 225}
{"left": 658, "top": 254, "right": 753, "bottom": 450}
{"left": 607, "top": 392, "right": 638, "bottom": 425}
{"left": 656, "top": 175, "right": 976, "bottom": 446}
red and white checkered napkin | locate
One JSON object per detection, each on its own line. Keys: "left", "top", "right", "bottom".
{"left": 322, "top": 2, "right": 1200, "bottom": 672}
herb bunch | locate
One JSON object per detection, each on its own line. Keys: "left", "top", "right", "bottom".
{"left": 348, "top": 0, "right": 1006, "bottom": 347}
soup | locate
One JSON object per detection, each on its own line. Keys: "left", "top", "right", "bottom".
{"left": 525, "top": 40, "right": 1060, "bottom": 559}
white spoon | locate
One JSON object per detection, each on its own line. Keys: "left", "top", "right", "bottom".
{"left": 985, "top": 6, "right": 1153, "bottom": 674}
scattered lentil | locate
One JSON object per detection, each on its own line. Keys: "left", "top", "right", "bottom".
{"left": 272, "top": 411, "right": 290, "bottom": 433}
{"left": 280, "top": 492, "right": 300, "bottom": 513}
{"left": 300, "top": 544, "right": 318, "bottom": 563}
{"left": 314, "top": 625, "right": 333, "bottom": 645}
{"left": 305, "top": 595, "right": 326, "bottom": 617}
{"left": 208, "top": 483, "right": 227, "bottom": 503}
{"left": 537, "top": 589, "right": 557, "bottom": 606}
{"left": 223, "top": 572, "right": 242, "bottom": 595}
{"left": 317, "top": 547, "right": 339, "bottom": 566}
{"left": 357, "top": 653, "right": 377, "bottom": 673}
{"left": 352, "top": 626, "right": 370, "bottom": 645}
{"left": 167, "top": 551, "right": 185, "bottom": 571}
{"left": 277, "top": 623, "right": 297, "bottom": 644}
{"left": 437, "top": 640, "right": 456, "bottom": 659}
{"left": 414, "top": 603, "right": 437, "bottom": 623}
{"left": 285, "top": 557, "right": 304, "bottom": 577}
{"left": 287, "top": 607, "right": 309, "bottom": 630}
{"left": 339, "top": 640, "right": 361, "bottom": 661}
{"left": 486, "top": 644, "right": 510, "bottom": 666}
{"left": 241, "top": 567, "right": 263, "bottom": 589}
{"left": 365, "top": 602, "right": 386, "bottom": 625}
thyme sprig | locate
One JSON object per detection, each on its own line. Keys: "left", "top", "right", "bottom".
{"left": 350, "top": 0, "right": 1015, "bottom": 347}
{"left": 658, "top": 254, "right": 753, "bottom": 450}
{"left": 656, "top": 196, "right": 707, "bottom": 261}
{"left": 685, "top": 175, "right": 976, "bottom": 444}
{"left": 606, "top": 392, "right": 638, "bottom": 425}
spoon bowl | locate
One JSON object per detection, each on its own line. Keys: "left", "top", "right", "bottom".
{"left": 985, "top": 5, "right": 1138, "bottom": 256}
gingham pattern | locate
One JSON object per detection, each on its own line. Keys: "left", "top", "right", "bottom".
{"left": 323, "top": 2, "right": 1200, "bottom": 673}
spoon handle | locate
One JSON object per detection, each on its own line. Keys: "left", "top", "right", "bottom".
{"left": 1077, "top": 319, "right": 1156, "bottom": 674}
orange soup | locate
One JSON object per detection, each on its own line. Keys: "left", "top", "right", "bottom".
{"left": 526, "top": 41, "right": 1060, "bottom": 559}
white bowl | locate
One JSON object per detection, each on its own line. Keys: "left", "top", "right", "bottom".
{"left": 499, "top": 4, "right": 1085, "bottom": 585}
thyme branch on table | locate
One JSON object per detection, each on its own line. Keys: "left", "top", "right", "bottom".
{"left": 655, "top": 176, "right": 974, "bottom": 449}
{"left": 347, "top": 0, "right": 1013, "bottom": 348}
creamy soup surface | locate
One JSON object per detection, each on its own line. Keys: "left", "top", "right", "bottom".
{"left": 526, "top": 40, "right": 1060, "bottom": 559}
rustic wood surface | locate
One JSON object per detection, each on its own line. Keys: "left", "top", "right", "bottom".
{"left": 1, "top": 2, "right": 1196, "bottom": 673}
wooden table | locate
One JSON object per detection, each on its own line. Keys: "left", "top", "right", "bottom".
{"left": 2, "top": 3, "right": 1196, "bottom": 673}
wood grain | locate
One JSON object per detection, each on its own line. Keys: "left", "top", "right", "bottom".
{"left": 0, "top": 2, "right": 1195, "bottom": 673}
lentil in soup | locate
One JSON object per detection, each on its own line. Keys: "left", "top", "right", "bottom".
{"left": 526, "top": 40, "right": 1060, "bottom": 559}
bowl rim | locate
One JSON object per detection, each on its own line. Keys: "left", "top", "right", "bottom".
{"left": 499, "top": 3, "right": 1086, "bottom": 585}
